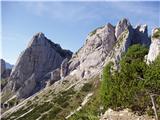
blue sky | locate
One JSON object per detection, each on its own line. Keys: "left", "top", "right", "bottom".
{"left": 1, "top": 1, "right": 160, "bottom": 64}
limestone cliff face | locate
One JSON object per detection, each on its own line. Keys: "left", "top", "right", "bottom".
{"left": 67, "top": 18, "right": 150, "bottom": 78}
{"left": 147, "top": 28, "right": 160, "bottom": 64}
{"left": 67, "top": 23, "right": 116, "bottom": 79}
{"left": 4, "top": 32, "right": 72, "bottom": 98}
{"left": 115, "top": 18, "right": 131, "bottom": 39}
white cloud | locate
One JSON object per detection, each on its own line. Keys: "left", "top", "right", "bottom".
{"left": 24, "top": 2, "right": 101, "bottom": 22}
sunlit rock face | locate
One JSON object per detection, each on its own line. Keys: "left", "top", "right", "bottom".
{"left": 67, "top": 23, "right": 116, "bottom": 79}
{"left": 147, "top": 28, "right": 160, "bottom": 64}
{"left": 67, "top": 18, "right": 150, "bottom": 79}
{"left": 4, "top": 32, "right": 72, "bottom": 98}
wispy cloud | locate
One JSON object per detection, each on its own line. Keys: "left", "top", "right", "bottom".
{"left": 23, "top": 1, "right": 160, "bottom": 25}
{"left": 24, "top": 2, "right": 100, "bottom": 22}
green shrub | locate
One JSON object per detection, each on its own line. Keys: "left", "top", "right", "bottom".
{"left": 100, "top": 44, "right": 160, "bottom": 115}
{"left": 81, "top": 83, "right": 93, "bottom": 92}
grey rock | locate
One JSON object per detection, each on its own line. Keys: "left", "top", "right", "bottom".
{"left": 39, "top": 68, "right": 61, "bottom": 87}
{"left": 4, "top": 32, "right": 72, "bottom": 98}
{"left": 133, "top": 24, "right": 151, "bottom": 46}
{"left": 67, "top": 23, "right": 116, "bottom": 78}
{"left": 49, "top": 68, "right": 61, "bottom": 85}
{"left": 105, "top": 26, "right": 134, "bottom": 70}
{"left": 67, "top": 18, "right": 150, "bottom": 78}
{"left": 61, "top": 58, "right": 69, "bottom": 78}
{"left": 1, "top": 59, "right": 6, "bottom": 76}
{"left": 115, "top": 18, "right": 131, "bottom": 39}
{"left": 17, "top": 74, "right": 36, "bottom": 98}
{"left": 147, "top": 28, "right": 160, "bottom": 64}
{"left": 1, "top": 59, "right": 12, "bottom": 78}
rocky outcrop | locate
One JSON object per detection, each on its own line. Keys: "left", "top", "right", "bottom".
{"left": 67, "top": 18, "right": 150, "bottom": 78}
{"left": 100, "top": 109, "right": 154, "bottom": 120}
{"left": 105, "top": 26, "right": 134, "bottom": 70}
{"left": 1, "top": 59, "right": 6, "bottom": 76}
{"left": 1, "top": 59, "right": 12, "bottom": 79}
{"left": 3, "top": 32, "right": 72, "bottom": 98}
{"left": 115, "top": 18, "right": 131, "bottom": 39}
{"left": 133, "top": 24, "right": 151, "bottom": 46}
{"left": 147, "top": 28, "right": 160, "bottom": 64}
{"left": 43, "top": 68, "right": 61, "bottom": 86}
{"left": 61, "top": 58, "right": 69, "bottom": 78}
{"left": 67, "top": 23, "right": 116, "bottom": 79}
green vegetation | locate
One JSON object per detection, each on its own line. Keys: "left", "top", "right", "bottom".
{"left": 70, "top": 44, "right": 159, "bottom": 119}
{"left": 69, "top": 78, "right": 101, "bottom": 120}
{"left": 152, "top": 28, "right": 160, "bottom": 39}
{"left": 5, "top": 82, "right": 93, "bottom": 120}
{"left": 1, "top": 79, "right": 8, "bottom": 90}
{"left": 81, "top": 83, "right": 93, "bottom": 92}
{"left": 101, "top": 44, "right": 160, "bottom": 116}
{"left": 7, "top": 97, "right": 19, "bottom": 107}
{"left": 1, "top": 89, "right": 13, "bottom": 103}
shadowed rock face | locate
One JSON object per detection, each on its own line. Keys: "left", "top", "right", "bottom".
{"left": 4, "top": 32, "right": 72, "bottom": 98}
{"left": 1, "top": 59, "right": 12, "bottom": 79}
{"left": 1, "top": 59, "right": 6, "bottom": 76}
{"left": 133, "top": 24, "right": 151, "bottom": 46}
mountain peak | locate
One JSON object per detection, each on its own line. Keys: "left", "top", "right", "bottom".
{"left": 115, "top": 18, "right": 131, "bottom": 38}
{"left": 27, "top": 32, "right": 46, "bottom": 47}
{"left": 34, "top": 32, "right": 45, "bottom": 38}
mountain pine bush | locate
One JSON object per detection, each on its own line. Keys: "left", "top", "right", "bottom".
{"left": 101, "top": 44, "right": 160, "bottom": 116}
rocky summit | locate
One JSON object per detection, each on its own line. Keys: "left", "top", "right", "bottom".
{"left": 3, "top": 32, "right": 72, "bottom": 98}
{"left": 66, "top": 18, "right": 150, "bottom": 79}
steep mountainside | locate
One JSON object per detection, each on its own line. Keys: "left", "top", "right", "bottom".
{"left": 2, "top": 18, "right": 159, "bottom": 120}
{"left": 2, "top": 32, "right": 72, "bottom": 99}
